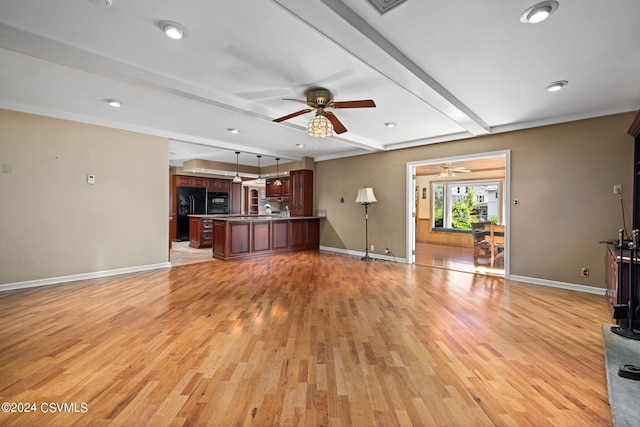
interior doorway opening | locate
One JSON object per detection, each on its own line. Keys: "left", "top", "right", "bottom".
{"left": 406, "top": 151, "right": 510, "bottom": 276}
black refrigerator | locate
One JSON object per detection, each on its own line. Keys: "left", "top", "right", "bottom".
{"left": 176, "top": 187, "right": 206, "bottom": 241}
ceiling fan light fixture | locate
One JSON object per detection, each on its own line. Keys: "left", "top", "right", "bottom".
{"left": 157, "top": 20, "right": 186, "bottom": 39}
{"left": 520, "top": 1, "right": 559, "bottom": 24}
{"left": 307, "top": 112, "right": 333, "bottom": 137}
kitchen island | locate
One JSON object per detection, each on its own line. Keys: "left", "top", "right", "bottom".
{"left": 189, "top": 215, "right": 320, "bottom": 260}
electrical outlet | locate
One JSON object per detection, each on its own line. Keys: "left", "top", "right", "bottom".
{"left": 385, "top": 248, "right": 390, "bottom": 254}
{"left": 581, "top": 267, "right": 589, "bottom": 277}
{"left": 614, "top": 184, "right": 622, "bottom": 195}
{"left": 513, "top": 199, "right": 519, "bottom": 206}
{"left": 370, "top": 245, "right": 374, "bottom": 252}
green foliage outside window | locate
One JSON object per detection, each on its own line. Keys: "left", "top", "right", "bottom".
{"left": 451, "top": 186, "right": 476, "bottom": 229}
{"left": 433, "top": 185, "right": 444, "bottom": 227}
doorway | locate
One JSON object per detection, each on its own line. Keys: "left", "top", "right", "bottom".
{"left": 406, "top": 151, "right": 510, "bottom": 276}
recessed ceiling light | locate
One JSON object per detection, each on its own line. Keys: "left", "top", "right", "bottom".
{"left": 520, "top": 1, "right": 559, "bottom": 24}
{"left": 384, "top": 122, "right": 397, "bottom": 128}
{"left": 157, "top": 20, "right": 186, "bottom": 40}
{"left": 104, "top": 98, "right": 122, "bottom": 107}
{"left": 296, "top": 143, "right": 305, "bottom": 148}
{"left": 227, "top": 128, "right": 239, "bottom": 134}
{"left": 546, "top": 80, "right": 568, "bottom": 92}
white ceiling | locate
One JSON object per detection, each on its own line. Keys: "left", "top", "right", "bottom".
{"left": 1, "top": 0, "right": 639, "bottom": 168}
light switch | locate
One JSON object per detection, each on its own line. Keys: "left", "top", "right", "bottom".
{"left": 87, "top": 174, "right": 96, "bottom": 185}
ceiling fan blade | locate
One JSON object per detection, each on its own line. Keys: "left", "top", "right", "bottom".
{"left": 282, "top": 98, "right": 317, "bottom": 107}
{"left": 332, "top": 99, "right": 376, "bottom": 108}
{"left": 272, "top": 109, "right": 313, "bottom": 122}
{"left": 324, "top": 111, "right": 347, "bottom": 134}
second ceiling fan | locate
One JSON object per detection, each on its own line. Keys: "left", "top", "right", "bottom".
{"left": 272, "top": 88, "right": 375, "bottom": 135}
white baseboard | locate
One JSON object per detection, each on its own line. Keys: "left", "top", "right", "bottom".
{"left": 320, "top": 247, "right": 605, "bottom": 295}
{"left": 320, "top": 246, "right": 408, "bottom": 263}
{"left": 0, "top": 262, "right": 172, "bottom": 292}
{"left": 508, "top": 274, "right": 606, "bottom": 295}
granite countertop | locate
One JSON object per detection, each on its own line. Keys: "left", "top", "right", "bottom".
{"left": 188, "top": 214, "right": 322, "bottom": 221}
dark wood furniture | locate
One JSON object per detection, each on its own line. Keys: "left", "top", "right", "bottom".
{"left": 189, "top": 216, "right": 213, "bottom": 248}
{"left": 290, "top": 169, "right": 313, "bottom": 217}
{"left": 248, "top": 188, "right": 260, "bottom": 214}
{"left": 230, "top": 182, "right": 242, "bottom": 214}
{"left": 604, "top": 110, "right": 640, "bottom": 329}
{"left": 606, "top": 245, "right": 640, "bottom": 329}
{"left": 631, "top": 110, "right": 640, "bottom": 229}
{"left": 266, "top": 177, "right": 290, "bottom": 198}
{"left": 212, "top": 217, "right": 320, "bottom": 260}
{"left": 169, "top": 175, "right": 234, "bottom": 242}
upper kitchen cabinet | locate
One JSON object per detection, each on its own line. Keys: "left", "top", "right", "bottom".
{"left": 175, "top": 175, "right": 208, "bottom": 188}
{"left": 208, "top": 178, "right": 230, "bottom": 192}
{"left": 289, "top": 170, "right": 313, "bottom": 217}
{"left": 265, "top": 177, "right": 290, "bottom": 198}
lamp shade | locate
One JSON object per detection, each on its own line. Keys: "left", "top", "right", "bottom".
{"left": 355, "top": 187, "right": 377, "bottom": 204}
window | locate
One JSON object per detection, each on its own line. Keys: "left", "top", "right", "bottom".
{"left": 432, "top": 180, "right": 502, "bottom": 230}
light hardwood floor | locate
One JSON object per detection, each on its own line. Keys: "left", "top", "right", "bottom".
{"left": 0, "top": 251, "right": 611, "bottom": 426}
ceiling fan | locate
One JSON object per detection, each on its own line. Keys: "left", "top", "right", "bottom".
{"left": 439, "top": 163, "right": 471, "bottom": 178}
{"left": 272, "top": 88, "right": 375, "bottom": 135}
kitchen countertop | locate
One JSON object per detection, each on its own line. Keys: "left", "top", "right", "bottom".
{"left": 188, "top": 214, "right": 322, "bottom": 221}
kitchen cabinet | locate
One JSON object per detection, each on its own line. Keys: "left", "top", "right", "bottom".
{"left": 189, "top": 217, "right": 213, "bottom": 248}
{"left": 290, "top": 170, "right": 313, "bottom": 217}
{"left": 211, "top": 217, "right": 320, "bottom": 260}
{"left": 230, "top": 182, "right": 242, "bottom": 214}
{"left": 605, "top": 245, "right": 640, "bottom": 329}
{"left": 248, "top": 188, "right": 260, "bottom": 214}
{"left": 175, "top": 176, "right": 208, "bottom": 188}
{"left": 265, "top": 177, "right": 290, "bottom": 198}
{"left": 208, "top": 178, "right": 230, "bottom": 192}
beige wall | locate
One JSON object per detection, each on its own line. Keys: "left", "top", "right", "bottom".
{"left": 1, "top": 108, "right": 635, "bottom": 290}
{"left": 0, "top": 110, "right": 169, "bottom": 285}
{"left": 316, "top": 112, "right": 637, "bottom": 289}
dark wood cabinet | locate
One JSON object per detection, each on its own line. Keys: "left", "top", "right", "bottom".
{"left": 248, "top": 188, "right": 260, "bottom": 214}
{"left": 230, "top": 182, "right": 242, "bottom": 214}
{"left": 175, "top": 176, "right": 208, "bottom": 188}
{"left": 212, "top": 218, "right": 320, "bottom": 260}
{"left": 605, "top": 110, "right": 640, "bottom": 329}
{"left": 189, "top": 217, "right": 213, "bottom": 248}
{"left": 606, "top": 246, "right": 640, "bottom": 329}
{"left": 265, "top": 177, "right": 290, "bottom": 198}
{"left": 630, "top": 111, "right": 640, "bottom": 229}
{"left": 208, "top": 178, "right": 230, "bottom": 192}
{"left": 290, "top": 170, "right": 313, "bottom": 217}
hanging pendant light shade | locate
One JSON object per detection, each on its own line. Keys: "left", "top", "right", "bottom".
{"left": 274, "top": 158, "right": 282, "bottom": 186}
{"left": 233, "top": 151, "right": 242, "bottom": 183}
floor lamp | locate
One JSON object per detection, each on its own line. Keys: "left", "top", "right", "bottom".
{"left": 356, "top": 186, "right": 377, "bottom": 261}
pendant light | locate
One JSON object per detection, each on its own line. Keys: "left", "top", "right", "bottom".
{"left": 233, "top": 151, "right": 242, "bottom": 183}
{"left": 256, "top": 155, "right": 264, "bottom": 184}
{"left": 274, "top": 158, "right": 282, "bottom": 186}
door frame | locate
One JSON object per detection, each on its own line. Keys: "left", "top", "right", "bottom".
{"left": 405, "top": 150, "right": 511, "bottom": 278}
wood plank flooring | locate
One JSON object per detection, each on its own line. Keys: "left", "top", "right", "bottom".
{"left": 0, "top": 251, "right": 612, "bottom": 426}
